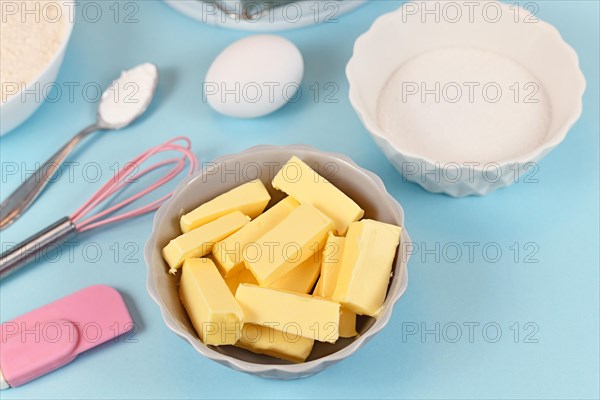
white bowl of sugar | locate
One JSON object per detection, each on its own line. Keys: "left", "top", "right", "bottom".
{"left": 347, "top": 0, "right": 585, "bottom": 196}
{"left": 0, "top": 0, "right": 74, "bottom": 135}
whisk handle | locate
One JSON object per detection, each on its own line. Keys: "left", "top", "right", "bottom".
{"left": 0, "top": 217, "right": 77, "bottom": 279}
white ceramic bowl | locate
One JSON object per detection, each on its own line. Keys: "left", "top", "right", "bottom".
{"left": 0, "top": 12, "right": 74, "bottom": 135}
{"left": 145, "top": 145, "right": 411, "bottom": 379}
{"left": 347, "top": 0, "right": 585, "bottom": 196}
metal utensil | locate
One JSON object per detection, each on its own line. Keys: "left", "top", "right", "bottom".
{"left": 211, "top": 0, "right": 297, "bottom": 20}
{"left": 0, "top": 63, "right": 159, "bottom": 230}
{"left": 0, "top": 137, "right": 198, "bottom": 279}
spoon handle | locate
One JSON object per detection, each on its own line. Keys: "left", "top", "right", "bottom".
{"left": 0, "top": 124, "right": 99, "bottom": 230}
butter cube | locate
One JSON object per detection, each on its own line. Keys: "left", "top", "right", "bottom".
{"left": 272, "top": 156, "right": 364, "bottom": 235}
{"left": 313, "top": 281, "right": 357, "bottom": 337}
{"left": 179, "top": 258, "right": 244, "bottom": 345}
{"left": 270, "top": 251, "right": 321, "bottom": 294}
{"left": 224, "top": 267, "right": 258, "bottom": 295}
{"left": 213, "top": 197, "right": 299, "bottom": 277}
{"left": 236, "top": 284, "right": 340, "bottom": 343}
{"left": 163, "top": 211, "right": 250, "bottom": 274}
{"left": 320, "top": 233, "right": 345, "bottom": 298}
{"left": 236, "top": 323, "right": 314, "bottom": 363}
{"left": 314, "top": 235, "right": 357, "bottom": 337}
{"left": 245, "top": 204, "right": 333, "bottom": 286}
{"left": 339, "top": 307, "right": 358, "bottom": 338}
{"left": 180, "top": 180, "right": 270, "bottom": 233}
{"left": 332, "top": 220, "right": 401, "bottom": 317}
{"left": 312, "top": 234, "right": 358, "bottom": 337}
{"left": 313, "top": 277, "right": 325, "bottom": 297}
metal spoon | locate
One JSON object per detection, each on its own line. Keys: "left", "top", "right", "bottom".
{"left": 0, "top": 63, "right": 159, "bottom": 230}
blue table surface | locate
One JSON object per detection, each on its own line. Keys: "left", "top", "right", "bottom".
{"left": 1, "top": 1, "right": 598, "bottom": 399}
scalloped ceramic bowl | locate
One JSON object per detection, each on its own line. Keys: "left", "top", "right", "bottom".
{"left": 145, "top": 145, "right": 410, "bottom": 379}
{"left": 347, "top": 0, "right": 585, "bottom": 196}
{"left": 0, "top": 7, "right": 74, "bottom": 136}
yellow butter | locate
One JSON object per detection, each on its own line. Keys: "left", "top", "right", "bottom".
{"left": 223, "top": 270, "right": 240, "bottom": 294}
{"left": 236, "top": 323, "right": 314, "bottom": 363}
{"left": 236, "top": 284, "right": 340, "bottom": 343}
{"left": 313, "top": 281, "right": 357, "bottom": 338}
{"left": 313, "top": 277, "right": 325, "bottom": 297}
{"left": 320, "top": 233, "right": 345, "bottom": 298}
{"left": 313, "top": 234, "right": 357, "bottom": 337}
{"left": 332, "top": 219, "right": 401, "bottom": 317}
{"left": 213, "top": 197, "right": 299, "bottom": 277}
{"left": 272, "top": 156, "right": 364, "bottom": 235}
{"left": 224, "top": 267, "right": 258, "bottom": 295}
{"left": 339, "top": 307, "right": 358, "bottom": 338}
{"left": 180, "top": 179, "right": 270, "bottom": 233}
{"left": 163, "top": 211, "right": 250, "bottom": 274}
{"left": 179, "top": 258, "right": 244, "bottom": 345}
{"left": 245, "top": 204, "right": 333, "bottom": 286}
{"left": 270, "top": 251, "right": 321, "bottom": 294}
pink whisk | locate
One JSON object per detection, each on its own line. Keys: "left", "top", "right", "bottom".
{"left": 0, "top": 137, "right": 198, "bottom": 279}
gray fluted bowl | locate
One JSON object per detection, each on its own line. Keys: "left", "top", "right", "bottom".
{"left": 144, "top": 145, "right": 410, "bottom": 379}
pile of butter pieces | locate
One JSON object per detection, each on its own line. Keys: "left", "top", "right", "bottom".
{"left": 162, "top": 156, "right": 402, "bottom": 363}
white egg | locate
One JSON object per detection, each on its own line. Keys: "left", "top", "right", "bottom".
{"left": 204, "top": 35, "right": 304, "bottom": 118}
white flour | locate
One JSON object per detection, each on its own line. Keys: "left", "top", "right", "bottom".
{"left": 0, "top": 0, "right": 67, "bottom": 102}
{"left": 377, "top": 48, "right": 552, "bottom": 164}
{"left": 98, "top": 63, "right": 158, "bottom": 128}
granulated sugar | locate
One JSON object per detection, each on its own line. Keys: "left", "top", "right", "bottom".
{"left": 377, "top": 48, "right": 552, "bottom": 164}
{"left": 0, "top": 0, "right": 68, "bottom": 102}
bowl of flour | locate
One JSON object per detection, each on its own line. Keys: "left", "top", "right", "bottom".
{"left": 0, "top": 0, "right": 74, "bottom": 135}
{"left": 347, "top": 0, "right": 585, "bottom": 196}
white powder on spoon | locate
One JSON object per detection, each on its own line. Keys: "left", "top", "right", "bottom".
{"left": 98, "top": 63, "right": 158, "bottom": 128}
{"left": 377, "top": 48, "right": 552, "bottom": 164}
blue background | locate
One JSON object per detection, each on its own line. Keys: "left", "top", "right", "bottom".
{"left": 1, "top": 1, "right": 598, "bottom": 399}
